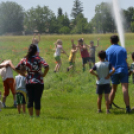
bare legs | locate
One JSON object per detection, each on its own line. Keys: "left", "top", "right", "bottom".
{"left": 54, "top": 60, "right": 62, "bottom": 72}
{"left": 17, "top": 104, "right": 26, "bottom": 114}
{"left": 109, "top": 83, "right": 130, "bottom": 107}
{"left": 97, "top": 94, "right": 109, "bottom": 113}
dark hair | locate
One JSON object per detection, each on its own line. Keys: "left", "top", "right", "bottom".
{"left": 25, "top": 44, "right": 37, "bottom": 59}
{"left": 132, "top": 52, "right": 134, "bottom": 60}
{"left": 98, "top": 50, "right": 106, "bottom": 59}
{"left": 78, "top": 39, "right": 83, "bottom": 43}
{"left": 110, "top": 35, "right": 119, "bottom": 44}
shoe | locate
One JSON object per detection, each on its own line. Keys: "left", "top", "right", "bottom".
{"left": 97, "top": 109, "right": 102, "bottom": 113}
{"left": 106, "top": 110, "right": 110, "bottom": 114}
{"left": 13, "top": 103, "right": 17, "bottom": 108}
{"left": 2, "top": 103, "right": 6, "bottom": 108}
{"left": 67, "top": 68, "right": 69, "bottom": 72}
{"left": 54, "top": 70, "right": 56, "bottom": 73}
{"left": 126, "top": 107, "right": 131, "bottom": 113}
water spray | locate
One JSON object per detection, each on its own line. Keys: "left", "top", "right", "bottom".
{"left": 112, "top": 0, "right": 125, "bottom": 47}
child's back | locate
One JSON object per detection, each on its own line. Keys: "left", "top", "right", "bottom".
{"left": 94, "top": 61, "right": 111, "bottom": 84}
{"left": 15, "top": 75, "right": 26, "bottom": 93}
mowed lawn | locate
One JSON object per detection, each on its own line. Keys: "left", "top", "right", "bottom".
{"left": 0, "top": 34, "right": 134, "bottom": 134}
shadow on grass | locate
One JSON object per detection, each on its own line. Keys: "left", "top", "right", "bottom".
{"left": 112, "top": 108, "right": 134, "bottom": 115}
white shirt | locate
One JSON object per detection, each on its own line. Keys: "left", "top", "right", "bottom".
{"left": 0, "top": 60, "right": 13, "bottom": 81}
{"left": 15, "top": 75, "right": 26, "bottom": 92}
{"left": 35, "top": 44, "right": 40, "bottom": 53}
{"left": 93, "top": 61, "right": 112, "bottom": 85}
{"left": 54, "top": 45, "right": 63, "bottom": 57}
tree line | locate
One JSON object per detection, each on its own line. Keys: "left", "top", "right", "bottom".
{"left": 0, "top": 0, "right": 134, "bottom": 35}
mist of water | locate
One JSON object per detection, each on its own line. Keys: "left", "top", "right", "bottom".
{"left": 112, "top": 0, "right": 125, "bottom": 47}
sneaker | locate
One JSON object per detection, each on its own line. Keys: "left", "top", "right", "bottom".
{"left": 106, "top": 110, "right": 110, "bottom": 114}
{"left": 126, "top": 107, "right": 131, "bottom": 114}
{"left": 13, "top": 103, "right": 17, "bottom": 108}
{"left": 67, "top": 68, "right": 69, "bottom": 72}
{"left": 97, "top": 109, "right": 102, "bottom": 113}
{"left": 2, "top": 103, "right": 6, "bottom": 108}
{"left": 54, "top": 70, "right": 57, "bottom": 73}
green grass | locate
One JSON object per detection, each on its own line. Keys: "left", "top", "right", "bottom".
{"left": 0, "top": 34, "right": 134, "bottom": 134}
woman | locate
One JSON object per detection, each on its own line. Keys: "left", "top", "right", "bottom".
{"left": 15, "top": 44, "right": 49, "bottom": 117}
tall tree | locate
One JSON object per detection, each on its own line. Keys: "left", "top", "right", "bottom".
{"left": 0, "top": 1, "right": 24, "bottom": 34}
{"left": 71, "top": 0, "right": 83, "bottom": 19}
{"left": 24, "top": 6, "right": 56, "bottom": 33}
{"left": 91, "top": 2, "right": 115, "bottom": 33}
{"left": 58, "top": 7, "right": 63, "bottom": 17}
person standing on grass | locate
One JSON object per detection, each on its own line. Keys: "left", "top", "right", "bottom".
{"left": 67, "top": 39, "right": 78, "bottom": 72}
{"left": 32, "top": 33, "right": 40, "bottom": 56}
{"left": 90, "top": 50, "right": 115, "bottom": 114}
{"left": 15, "top": 44, "right": 49, "bottom": 117}
{"left": 0, "top": 60, "right": 16, "bottom": 108}
{"left": 54, "top": 39, "right": 68, "bottom": 73}
{"left": 88, "top": 38, "right": 100, "bottom": 67}
{"left": 15, "top": 66, "right": 26, "bottom": 114}
{"left": 106, "top": 35, "right": 131, "bottom": 113}
{"left": 77, "top": 38, "right": 91, "bottom": 72}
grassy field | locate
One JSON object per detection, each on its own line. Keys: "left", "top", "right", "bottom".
{"left": 0, "top": 34, "right": 134, "bottom": 134}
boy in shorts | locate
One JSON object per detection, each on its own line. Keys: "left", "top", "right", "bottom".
{"left": 0, "top": 60, "right": 16, "bottom": 108}
{"left": 67, "top": 39, "right": 78, "bottom": 72}
{"left": 90, "top": 50, "right": 115, "bottom": 114}
{"left": 15, "top": 66, "right": 26, "bottom": 114}
{"left": 88, "top": 38, "right": 100, "bottom": 67}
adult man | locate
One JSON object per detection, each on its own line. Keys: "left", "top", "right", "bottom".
{"left": 106, "top": 35, "right": 131, "bottom": 113}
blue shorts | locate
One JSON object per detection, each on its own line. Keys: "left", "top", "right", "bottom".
{"left": 111, "top": 73, "right": 128, "bottom": 84}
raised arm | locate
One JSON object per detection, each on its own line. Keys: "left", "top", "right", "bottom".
{"left": 38, "top": 33, "right": 41, "bottom": 43}
{"left": 96, "top": 38, "right": 100, "bottom": 47}
{"left": 32, "top": 33, "right": 36, "bottom": 44}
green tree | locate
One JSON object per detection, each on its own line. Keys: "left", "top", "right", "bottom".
{"left": 58, "top": 7, "right": 63, "bottom": 17}
{"left": 24, "top": 5, "right": 56, "bottom": 33}
{"left": 123, "top": 7, "right": 134, "bottom": 31}
{"left": 0, "top": 1, "right": 24, "bottom": 34}
{"left": 71, "top": 13, "right": 91, "bottom": 34}
{"left": 71, "top": 0, "right": 83, "bottom": 19}
{"left": 91, "top": 2, "right": 115, "bottom": 33}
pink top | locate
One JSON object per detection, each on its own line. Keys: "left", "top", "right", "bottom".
{"left": 80, "top": 46, "right": 90, "bottom": 58}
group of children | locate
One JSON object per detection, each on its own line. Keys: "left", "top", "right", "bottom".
{"left": 54, "top": 38, "right": 100, "bottom": 72}
{"left": 1, "top": 34, "right": 134, "bottom": 115}
{"left": 0, "top": 34, "right": 41, "bottom": 113}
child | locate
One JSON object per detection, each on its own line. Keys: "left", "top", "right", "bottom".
{"left": 88, "top": 38, "right": 100, "bottom": 67}
{"left": 0, "top": 91, "right": 2, "bottom": 111}
{"left": 0, "top": 60, "right": 16, "bottom": 108}
{"left": 54, "top": 39, "right": 68, "bottom": 72}
{"left": 90, "top": 50, "right": 115, "bottom": 114}
{"left": 77, "top": 38, "right": 91, "bottom": 71}
{"left": 32, "top": 33, "right": 40, "bottom": 56}
{"left": 130, "top": 52, "right": 134, "bottom": 83}
{"left": 67, "top": 39, "right": 78, "bottom": 72}
{"left": 15, "top": 66, "right": 26, "bottom": 114}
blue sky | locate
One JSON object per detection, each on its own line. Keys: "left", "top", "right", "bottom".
{"left": 0, "top": 0, "right": 133, "bottom": 21}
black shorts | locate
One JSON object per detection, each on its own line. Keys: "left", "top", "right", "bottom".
{"left": 82, "top": 57, "right": 90, "bottom": 64}
{"left": 89, "top": 57, "right": 95, "bottom": 64}
{"left": 96, "top": 84, "right": 111, "bottom": 95}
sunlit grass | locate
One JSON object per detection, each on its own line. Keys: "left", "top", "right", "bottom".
{"left": 0, "top": 33, "right": 134, "bottom": 134}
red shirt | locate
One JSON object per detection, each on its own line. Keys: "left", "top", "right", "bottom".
{"left": 80, "top": 45, "right": 90, "bottom": 58}
{"left": 16, "top": 56, "right": 49, "bottom": 84}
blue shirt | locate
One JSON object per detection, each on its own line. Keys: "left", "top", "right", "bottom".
{"left": 106, "top": 44, "right": 128, "bottom": 74}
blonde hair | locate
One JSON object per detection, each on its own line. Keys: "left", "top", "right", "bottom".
{"left": 54, "top": 39, "right": 62, "bottom": 48}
